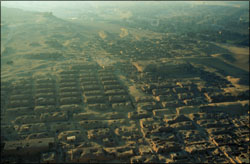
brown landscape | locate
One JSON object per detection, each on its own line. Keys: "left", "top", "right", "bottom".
{"left": 1, "top": 1, "right": 249, "bottom": 163}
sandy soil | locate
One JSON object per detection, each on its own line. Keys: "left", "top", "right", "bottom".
{"left": 215, "top": 43, "right": 249, "bottom": 72}
{"left": 226, "top": 76, "right": 249, "bottom": 90}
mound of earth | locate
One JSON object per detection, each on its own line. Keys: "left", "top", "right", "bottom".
{"left": 25, "top": 52, "right": 64, "bottom": 60}
{"left": 219, "top": 53, "right": 236, "bottom": 62}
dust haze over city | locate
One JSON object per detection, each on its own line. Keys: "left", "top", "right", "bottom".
{"left": 1, "top": 1, "right": 249, "bottom": 163}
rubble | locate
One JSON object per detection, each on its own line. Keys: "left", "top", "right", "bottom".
{"left": 1, "top": 61, "right": 249, "bottom": 163}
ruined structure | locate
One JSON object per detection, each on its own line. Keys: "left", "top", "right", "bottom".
{"left": 1, "top": 59, "right": 249, "bottom": 163}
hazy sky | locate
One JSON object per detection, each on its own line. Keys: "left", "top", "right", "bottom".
{"left": 2, "top": 1, "right": 248, "bottom": 19}
{"left": 2, "top": 1, "right": 248, "bottom": 10}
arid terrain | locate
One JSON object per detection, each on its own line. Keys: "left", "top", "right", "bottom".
{"left": 1, "top": 2, "right": 249, "bottom": 163}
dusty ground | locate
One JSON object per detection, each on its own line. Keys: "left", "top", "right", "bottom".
{"left": 214, "top": 43, "right": 249, "bottom": 72}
